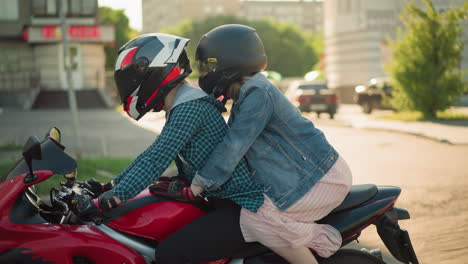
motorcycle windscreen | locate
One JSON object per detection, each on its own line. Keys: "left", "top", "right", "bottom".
{"left": 0, "top": 138, "right": 77, "bottom": 182}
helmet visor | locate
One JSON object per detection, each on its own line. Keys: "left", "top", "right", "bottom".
{"left": 196, "top": 57, "right": 218, "bottom": 74}
{"left": 114, "top": 65, "right": 147, "bottom": 104}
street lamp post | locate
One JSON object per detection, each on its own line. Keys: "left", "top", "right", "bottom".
{"left": 59, "top": 0, "right": 82, "bottom": 158}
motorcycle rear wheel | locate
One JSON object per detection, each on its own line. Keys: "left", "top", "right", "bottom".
{"left": 318, "top": 249, "right": 386, "bottom": 264}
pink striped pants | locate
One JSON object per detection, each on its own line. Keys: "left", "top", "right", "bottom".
{"left": 240, "top": 156, "right": 353, "bottom": 258}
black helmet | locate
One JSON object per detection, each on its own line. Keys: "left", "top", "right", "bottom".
{"left": 195, "top": 24, "right": 267, "bottom": 97}
{"left": 114, "top": 33, "right": 191, "bottom": 120}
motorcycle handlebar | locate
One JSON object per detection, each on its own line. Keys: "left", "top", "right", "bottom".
{"left": 52, "top": 189, "right": 70, "bottom": 215}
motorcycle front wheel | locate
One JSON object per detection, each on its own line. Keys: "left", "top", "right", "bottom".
{"left": 318, "top": 249, "right": 386, "bottom": 264}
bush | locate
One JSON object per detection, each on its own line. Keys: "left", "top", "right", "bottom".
{"left": 385, "top": 0, "right": 468, "bottom": 119}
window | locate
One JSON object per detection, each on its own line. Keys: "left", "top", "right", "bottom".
{"left": 0, "top": 0, "right": 19, "bottom": 20}
{"left": 33, "top": 0, "right": 46, "bottom": 15}
{"left": 33, "top": 0, "right": 58, "bottom": 16}
{"left": 46, "top": 0, "right": 57, "bottom": 14}
{"left": 68, "top": 0, "right": 81, "bottom": 15}
{"left": 81, "top": 0, "right": 97, "bottom": 15}
{"left": 67, "top": 0, "right": 97, "bottom": 16}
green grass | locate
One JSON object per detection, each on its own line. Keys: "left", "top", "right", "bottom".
{"left": 378, "top": 111, "right": 468, "bottom": 122}
{"left": 1, "top": 157, "right": 133, "bottom": 197}
{"left": 0, "top": 159, "right": 19, "bottom": 176}
{"left": 0, "top": 142, "right": 23, "bottom": 152}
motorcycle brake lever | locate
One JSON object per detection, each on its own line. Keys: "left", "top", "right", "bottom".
{"left": 76, "top": 182, "right": 97, "bottom": 197}
{"left": 54, "top": 195, "right": 70, "bottom": 214}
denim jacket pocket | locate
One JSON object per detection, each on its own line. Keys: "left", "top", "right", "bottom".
{"left": 264, "top": 133, "right": 303, "bottom": 171}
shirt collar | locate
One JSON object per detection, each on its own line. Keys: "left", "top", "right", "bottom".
{"left": 167, "top": 84, "right": 208, "bottom": 116}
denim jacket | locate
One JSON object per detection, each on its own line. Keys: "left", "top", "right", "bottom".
{"left": 193, "top": 73, "right": 338, "bottom": 211}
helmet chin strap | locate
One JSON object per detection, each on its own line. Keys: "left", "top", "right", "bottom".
{"left": 212, "top": 71, "right": 241, "bottom": 99}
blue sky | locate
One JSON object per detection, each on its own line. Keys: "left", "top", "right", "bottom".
{"left": 98, "top": 0, "right": 142, "bottom": 31}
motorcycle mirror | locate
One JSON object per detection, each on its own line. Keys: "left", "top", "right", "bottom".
{"left": 22, "top": 136, "right": 42, "bottom": 184}
{"left": 45, "top": 127, "right": 61, "bottom": 143}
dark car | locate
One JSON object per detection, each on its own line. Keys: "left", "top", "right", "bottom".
{"left": 354, "top": 77, "right": 393, "bottom": 114}
{"left": 286, "top": 81, "right": 338, "bottom": 119}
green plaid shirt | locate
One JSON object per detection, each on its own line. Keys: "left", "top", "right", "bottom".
{"left": 112, "top": 96, "right": 264, "bottom": 212}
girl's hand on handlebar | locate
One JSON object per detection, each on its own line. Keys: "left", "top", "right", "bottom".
{"left": 150, "top": 178, "right": 197, "bottom": 202}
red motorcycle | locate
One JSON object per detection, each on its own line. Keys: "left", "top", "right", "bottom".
{"left": 0, "top": 128, "right": 419, "bottom": 264}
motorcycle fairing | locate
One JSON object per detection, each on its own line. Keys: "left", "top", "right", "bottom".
{"left": 0, "top": 248, "right": 53, "bottom": 264}
{"left": 0, "top": 169, "right": 146, "bottom": 264}
{"left": 0, "top": 170, "right": 54, "bottom": 224}
{"left": 103, "top": 190, "right": 210, "bottom": 221}
{"left": 330, "top": 184, "right": 378, "bottom": 213}
{"left": 10, "top": 190, "right": 48, "bottom": 224}
{"left": 318, "top": 186, "right": 401, "bottom": 241}
{"left": 0, "top": 224, "right": 146, "bottom": 264}
{"left": 106, "top": 189, "right": 206, "bottom": 241}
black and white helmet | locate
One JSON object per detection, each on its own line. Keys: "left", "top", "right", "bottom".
{"left": 114, "top": 33, "right": 191, "bottom": 120}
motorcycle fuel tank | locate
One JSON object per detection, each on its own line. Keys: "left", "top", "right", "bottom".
{"left": 105, "top": 189, "right": 206, "bottom": 241}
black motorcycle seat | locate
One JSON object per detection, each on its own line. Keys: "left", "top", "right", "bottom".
{"left": 330, "top": 184, "right": 378, "bottom": 214}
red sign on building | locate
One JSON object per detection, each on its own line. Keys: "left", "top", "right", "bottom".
{"left": 41, "top": 25, "right": 101, "bottom": 40}
{"left": 25, "top": 25, "right": 114, "bottom": 43}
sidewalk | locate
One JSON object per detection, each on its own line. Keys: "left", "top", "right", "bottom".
{"left": 336, "top": 105, "right": 468, "bottom": 145}
{"left": 0, "top": 109, "right": 159, "bottom": 162}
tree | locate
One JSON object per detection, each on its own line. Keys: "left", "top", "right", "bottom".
{"left": 385, "top": 0, "right": 468, "bottom": 119}
{"left": 162, "top": 16, "right": 318, "bottom": 77}
{"left": 98, "top": 7, "right": 138, "bottom": 70}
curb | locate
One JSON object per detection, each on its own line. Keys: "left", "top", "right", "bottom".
{"left": 349, "top": 124, "right": 456, "bottom": 145}
{"left": 341, "top": 120, "right": 468, "bottom": 145}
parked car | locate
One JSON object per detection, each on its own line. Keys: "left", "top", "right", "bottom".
{"left": 286, "top": 81, "right": 338, "bottom": 119}
{"left": 354, "top": 77, "right": 393, "bottom": 114}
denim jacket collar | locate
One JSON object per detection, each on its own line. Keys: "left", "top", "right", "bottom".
{"left": 237, "top": 72, "right": 269, "bottom": 101}
{"left": 230, "top": 73, "right": 269, "bottom": 114}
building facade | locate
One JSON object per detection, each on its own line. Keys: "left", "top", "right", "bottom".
{"left": 242, "top": 0, "right": 323, "bottom": 33}
{"left": 324, "top": 0, "right": 468, "bottom": 102}
{"left": 0, "top": 0, "right": 114, "bottom": 109}
{"left": 142, "top": 0, "right": 323, "bottom": 34}
{"left": 142, "top": 0, "right": 241, "bottom": 33}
